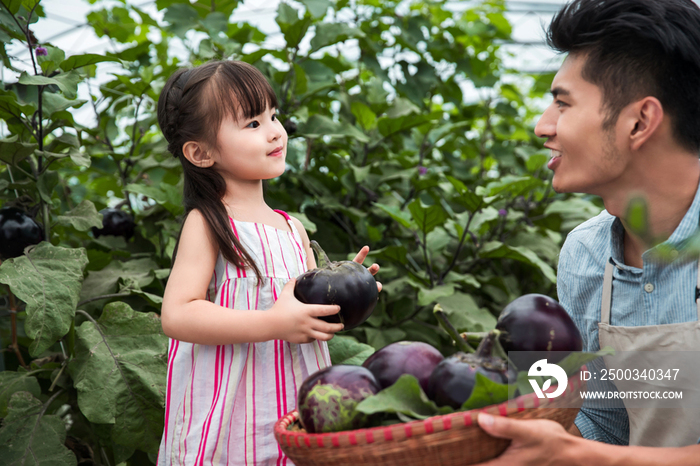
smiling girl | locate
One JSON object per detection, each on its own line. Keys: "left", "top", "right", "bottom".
{"left": 155, "top": 60, "right": 380, "bottom": 466}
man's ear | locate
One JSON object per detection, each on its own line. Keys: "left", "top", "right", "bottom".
{"left": 182, "top": 141, "right": 215, "bottom": 168}
{"left": 628, "top": 96, "right": 664, "bottom": 151}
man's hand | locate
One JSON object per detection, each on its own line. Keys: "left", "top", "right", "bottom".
{"left": 475, "top": 413, "right": 579, "bottom": 466}
{"left": 352, "top": 245, "right": 382, "bottom": 292}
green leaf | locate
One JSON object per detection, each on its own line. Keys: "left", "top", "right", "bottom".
{"left": 56, "top": 200, "right": 103, "bottom": 231}
{"left": 310, "top": 22, "right": 364, "bottom": 52}
{"left": 375, "top": 203, "right": 414, "bottom": 229}
{"left": 0, "top": 372, "right": 41, "bottom": 418}
{"left": 327, "top": 335, "right": 375, "bottom": 365}
{"left": 276, "top": 3, "right": 312, "bottom": 49}
{"left": 446, "top": 176, "right": 483, "bottom": 211}
{"left": 460, "top": 371, "right": 513, "bottom": 410}
{"left": 42, "top": 93, "right": 86, "bottom": 116}
{"left": 435, "top": 292, "right": 497, "bottom": 333}
{"left": 163, "top": 3, "right": 199, "bottom": 38}
{"left": 480, "top": 241, "right": 557, "bottom": 283}
{"left": 18, "top": 70, "right": 82, "bottom": 99}
{"left": 0, "top": 135, "right": 37, "bottom": 165}
{"left": 299, "top": 0, "right": 330, "bottom": 18}
{"left": 79, "top": 258, "right": 158, "bottom": 303}
{"left": 0, "top": 244, "right": 88, "bottom": 356}
{"left": 557, "top": 347, "right": 615, "bottom": 377}
{"left": 37, "top": 46, "right": 65, "bottom": 76}
{"left": 351, "top": 101, "right": 377, "bottom": 131}
{"left": 0, "top": 392, "right": 77, "bottom": 466}
{"left": 356, "top": 374, "right": 451, "bottom": 419}
{"left": 408, "top": 199, "right": 448, "bottom": 235}
{"left": 417, "top": 284, "right": 455, "bottom": 306}
{"left": 68, "top": 302, "right": 167, "bottom": 454}
{"left": 297, "top": 114, "right": 370, "bottom": 142}
{"left": 60, "top": 53, "right": 120, "bottom": 72}
{"left": 624, "top": 196, "right": 650, "bottom": 241}
{"left": 484, "top": 175, "right": 543, "bottom": 198}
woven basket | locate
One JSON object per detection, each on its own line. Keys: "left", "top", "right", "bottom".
{"left": 275, "top": 370, "right": 585, "bottom": 466}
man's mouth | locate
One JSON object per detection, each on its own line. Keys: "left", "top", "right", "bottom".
{"left": 547, "top": 150, "right": 562, "bottom": 169}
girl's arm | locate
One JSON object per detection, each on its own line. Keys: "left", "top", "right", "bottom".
{"left": 161, "top": 209, "right": 344, "bottom": 345}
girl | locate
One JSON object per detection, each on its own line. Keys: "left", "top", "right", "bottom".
{"left": 155, "top": 60, "right": 381, "bottom": 466}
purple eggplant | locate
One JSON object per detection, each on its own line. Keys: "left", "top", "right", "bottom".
{"left": 362, "top": 341, "right": 444, "bottom": 393}
{"left": 294, "top": 241, "right": 378, "bottom": 330}
{"left": 297, "top": 365, "right": 380, "bottom": 433}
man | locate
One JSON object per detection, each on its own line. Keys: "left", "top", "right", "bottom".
{"left": 476, "top": 0, "right": 700, "bottom": 463}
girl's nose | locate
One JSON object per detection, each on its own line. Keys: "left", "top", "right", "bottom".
{"left": 535, "top": 105, "right": 557, "bottom": 140}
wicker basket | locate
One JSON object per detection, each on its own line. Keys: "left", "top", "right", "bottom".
{"left": 275, "top": 371, "right": 585, "bottom": 466}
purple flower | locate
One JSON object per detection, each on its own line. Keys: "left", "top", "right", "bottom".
{"left": 35, "top": 46, "right": 47, "bottom": 56}
{"left": 498, "top": 209, "right": 507, "bottom": 217}
{"left": 417, "top": 165, "right": 428, "bottom": 175}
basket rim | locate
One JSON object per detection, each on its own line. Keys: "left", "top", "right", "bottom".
{"left": 274, "top": 366, "right": 585, "bottom": 449}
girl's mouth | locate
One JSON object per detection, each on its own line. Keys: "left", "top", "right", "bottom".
{"left": 267, "top": 146, "right": 284, "bottom": 157}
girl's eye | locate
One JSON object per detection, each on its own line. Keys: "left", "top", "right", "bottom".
{"left": 272, "top": 114, "right": 278, "bottom": 121}
{"left": 246, "top": 121, "right": 260, "bottom": 128}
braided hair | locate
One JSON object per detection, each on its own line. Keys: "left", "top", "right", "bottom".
{"left": 157, "top": 61, "right": 280, "bottom": 283}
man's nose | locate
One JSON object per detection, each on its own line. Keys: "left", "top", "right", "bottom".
{"left": 534, "top": 105, "right": 556, "bottom": 139}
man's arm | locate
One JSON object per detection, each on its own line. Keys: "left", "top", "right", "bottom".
{"left": 476, "top": 414, "right": 700, "bottom": 466}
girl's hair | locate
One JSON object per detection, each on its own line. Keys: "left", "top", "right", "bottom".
{"left": 157, "top": 60, "right": 279, "bottom": 283}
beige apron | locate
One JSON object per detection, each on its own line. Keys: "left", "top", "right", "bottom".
{"left": 598, "top": 258, "right": 700, "bottom": 446}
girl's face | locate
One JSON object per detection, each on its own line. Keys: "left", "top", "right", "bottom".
{"left": 212, "top": 106, "right": 288, "bottom": 181}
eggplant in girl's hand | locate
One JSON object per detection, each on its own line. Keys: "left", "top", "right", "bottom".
{"left": 294, "top": 240, "right": 378, "bottom": 330}
{"left": 496, "top": 293, "right": 583, "bottom": 370}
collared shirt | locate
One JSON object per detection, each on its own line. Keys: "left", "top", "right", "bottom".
{"left": 557, "top": 180, "right": 700, "bottom": 445}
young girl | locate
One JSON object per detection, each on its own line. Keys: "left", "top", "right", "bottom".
{"left": 155, "top": 60, "right": 381, "bottom": 465}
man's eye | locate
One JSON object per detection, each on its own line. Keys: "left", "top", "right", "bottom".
{"left": 555, "top": 100, "right": 567, "bottom": 108}
{"left": 246, "top": 121, "right": 260, "bottom": 128}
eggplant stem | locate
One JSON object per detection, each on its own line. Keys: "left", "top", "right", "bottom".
{"left": 433, "top": 304, "right": 474, "bottom": 353}
{"left": 460, "top": 331, "right": 487, "bottom": 347}
{"left": 310, "top": 240, "right": 332, "bottom": 269}
{"left": 490, "top": 329, "right": 517, "bottom": 369}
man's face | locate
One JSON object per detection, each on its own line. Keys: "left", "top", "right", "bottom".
{"left": 535, "top": 54, "right": 629, "bottom": 196}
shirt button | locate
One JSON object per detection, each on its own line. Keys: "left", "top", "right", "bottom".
{"left": 644, "top": 283, "right": 654, "bottom": 293}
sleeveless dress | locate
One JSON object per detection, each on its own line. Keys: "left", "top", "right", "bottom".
{"left": 158, "top": 210, "right": 331, "bottom": 466}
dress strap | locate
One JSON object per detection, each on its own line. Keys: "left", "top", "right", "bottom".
{"left": 273, "top": 209, "right": 291, "bottom": 221}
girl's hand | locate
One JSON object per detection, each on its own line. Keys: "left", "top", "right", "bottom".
{"left": 270, "top": 279, "right": 344, "bottom": 344}
{"left": 352, "top": 245, "right": 382, "bottom": 293}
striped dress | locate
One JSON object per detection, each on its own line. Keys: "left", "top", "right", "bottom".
{"left": 158, "top": 210, "right": 331, "bottom": 466}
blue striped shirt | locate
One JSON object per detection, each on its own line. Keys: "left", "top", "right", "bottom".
{"left": 557, "top": 183, "right": 700, "bottom": 445}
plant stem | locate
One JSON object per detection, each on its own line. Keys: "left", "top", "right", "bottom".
{"left": 433, "top": 304, "right": 474, "bottom": 353}
{"left": 5, "top": 285, "right": 28, "bottom": 369}
{"left": 77, "top": 292, "right": 131, "bottom": 307}
{"left": 309, "top": 240, "right": 332, "bottom": 269}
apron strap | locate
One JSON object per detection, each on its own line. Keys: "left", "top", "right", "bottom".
{"left": 696, "top": 258, "right": 700, "bottom": 320}
{"left": 601, "top": 258, "right": 615, "bottom": 324}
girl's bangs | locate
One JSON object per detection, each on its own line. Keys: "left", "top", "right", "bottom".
{"left": 209, "top": 62, "right": 278, "bottom": 126}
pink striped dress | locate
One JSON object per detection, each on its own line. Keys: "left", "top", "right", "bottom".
{"left": 158, "top": 210, "right": 331, "bottom": 466}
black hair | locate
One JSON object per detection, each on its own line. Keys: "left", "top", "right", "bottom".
{"left": 157, "top": 60, "right": 279, "bottom": 282}
{"left": 547, "top": 0, "right": 700, "bottom": 153}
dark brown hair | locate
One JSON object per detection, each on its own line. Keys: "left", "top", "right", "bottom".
{"left": 547, "top": 0, "right": 700, "bottom": 153}
{"left": 157, "top": 60, "right": 279, "bottom": 282}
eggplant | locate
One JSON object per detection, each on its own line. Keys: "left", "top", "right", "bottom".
{"left": 92, "top": 208, "right": 135, "bottom": 239}
{"left": 294, "top": 240, "right": 378, "bottom": 330}
{"left": 362, "top": 341, "right": 444, "bottom": 393}
{"left": 496, "top": 293, "right": 583, "bottom": 370}
{"left": 427, "top": 334, "right": 514, "bottom": 409}
{"left": 297, "top": 364, "right": 380, "bottom": 433}
{"left": 0, "top": 207, "right": 44, "bottom": 259}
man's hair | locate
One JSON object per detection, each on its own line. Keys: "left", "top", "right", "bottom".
{"left": 547, "top": 0, "right": 700, "bottom": 153}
